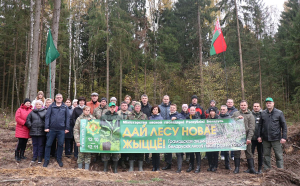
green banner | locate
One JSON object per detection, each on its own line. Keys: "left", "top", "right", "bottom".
{"left": 80, "top": 119, "right": 246, "bottom": 153}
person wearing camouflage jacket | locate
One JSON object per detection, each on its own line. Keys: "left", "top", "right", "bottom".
{"left": 93, "top": 98, "right": 109, "bottom": 119}
{"left": 117, "top": 101, "right": 130, "bottom": 120}
{"left": 74, "top": 106, "right": 95, "bottom": 170}
{"left": 127, "top": 102, "right": 147, "bottom": 172}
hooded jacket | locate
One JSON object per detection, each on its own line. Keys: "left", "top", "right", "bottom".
{"left": 25, "top": 108, "right": 47, "bottom": 136}
{"left": 128, "top": 111, "right": 147, "bottom": 120}
{"left": 15, "top": 104, "right": 32, "bottom": 138}
{"left": 45, "top": 102, "right": 70, "bottom": 131}
{"left": 167, "top": 111, "right": 185, "bottom": 120}
{"left": 158, "top": 102, "right": 171, "bottom": 120}
{"left": 188, "top": 103, "right": 205, "bottom": 119}
{"left": 100, "top": 111, "right": 122, "bottom": 121}
{"left": 232, "top": 110, "right": 255, "bottom": 141}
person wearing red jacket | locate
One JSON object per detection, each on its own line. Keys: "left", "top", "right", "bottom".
{"left": 15, "top": 98, "right": 32, "bottom": 161}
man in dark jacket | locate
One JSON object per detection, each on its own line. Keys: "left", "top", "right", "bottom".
{"left": 205, "top": 100, "right": 220, "bottom": 118}
{"left": 44, "top": 94, "right": 70, "bottom": 167}
{"left": 219, "top": 105, "right": 231, "bottom": 170}
{"left": 140, "top": 94, "right": 152, "bottom": 163}
{"left": 258, "top": 97, "right": 287, "bottom": 170}
{"left": 158, "top": 95, "right": 171, "bottom": 120}
{"left": 226, "top": 99, "right": 238, "bottom": 116}
{"left": 188, "top": 95, "right": 205, "bottom": 119}
{"left": 249, "top": 103, "right": 263, "bottom": 173}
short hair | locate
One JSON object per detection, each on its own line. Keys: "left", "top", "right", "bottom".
{"left": 55, "top": 93, "right": 63, "bottom": 98}
{"left": 151, "top": 105, "right": 161, "bottom": 113}
{"left": 189, "top": 106, "right": 196, "bottom": 110}
{"left": 163, "top": 95, "right": 169, "bottom": 99}
{"left": 72, "top": 99, "right": 78, "bottom": 104}
{"left": 65, "top": 98, "right": 71, "bottom": 102}
{"left": 221, "top": 105, "right": 227, "bottom": 109}
{"left": 227, "top": 99, "right": 234, "bottom": 103}
{"left": 240, "top": 100, "right": 248, "bottom": 105}
{"left": 46, "top": 98, "right": 53, "bottom": 102}
{"left": 121, "top": 101, "right": 127, "bottom": 105}
{"left": 83, "top": 106, "right": 91, "bottom": 111}
{"left": 170, "top": 103, "right": 177, "bottom": 108}
{"left": 253, "top": 103, "right": 260, "bottom": 106}
{"left": 141, "top": 94, "right": 148, "bottom": 99}
{"left": 124, "top": 95, "right": 132, "bottom": 101}
{"left": 77, "top": 96, "right": 86, "bottom": 105}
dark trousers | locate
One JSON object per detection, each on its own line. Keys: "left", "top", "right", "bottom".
{"left": 152, "top": 153, "right": 160, "bottom": 169}
{"left": 207, "top": 151, "right": 219, "bottom": 168}
{"left": 223, "top": 151, "right": 230, "bottom": 167}
{"left": 189, "top": 152, "right": 201, "bottom": 166}
{"left": 121, "top": 153, "right": 128, "bottom": 161}
{"left": 16, "top": 138, "right": 28, "bottom": 151}
{"left": 44, "top": 130, "right": 65, "bottom": 161}
{"left": 164, "top": 153, "right": 172, "bottom": 165}
{"left": 252, "top": 140, "right": 263, "bottom": 167}
{"left": 32, "top": 136, "right": 45, "bottom": 158}
{"left": 65, "top": 138, "right": 78, "bottom": 157}
{"left": 221, "top": 151, "right": 234, "bottom": 158}
{"left": 145, "top": 153, "right": 150, "bottom": 160}
{"left": 128, "top": 153, "right": 144, "bottom": 161}
{"left": 50, "top": 138, "right": 57, "bottom": 157}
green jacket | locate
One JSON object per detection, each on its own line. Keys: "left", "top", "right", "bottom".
{"left": 117, "top": 110, "right": 130, "bottom": 120}
{"left": 93, "top": 105, "right": 109, "bottom": 119}
{"left": 100, "top": 111, "right": 122, "bottom": 121}
{"left": 232, "top": 110, "right": 255, "bottom": 141}
{"left": 74, "top": 113, "right": 95, "bottom": 144}
{"left": 127, "top": 111, "right": 147, "bottom": 120}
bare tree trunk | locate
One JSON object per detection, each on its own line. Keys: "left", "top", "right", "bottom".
{"left": 68, "top": 0, "right": 72, "bottom": 98}
{"left": 235, "top": 0, "right": 245, "bottom": 99}
{"left": 24, "top": 32, "right": 29, "bottom": 98}
{"left": 119, "top": 49, "right": 122, "bottom": 102}
{"left": 258, "top": 49, "right": 263, "bottom": 107}
{"left": 29, "top": 0, "right": 41, "bottom": 100}
{"left": 106, "top": 0, "right": 109, "bottom": 99}
{"left": 198, "top": 3, "right": 204, "bottom": 106}
{"left": 5, "top": 57, "right": 11, "bottom": 109}
{"left": 58, "top": 57, "right": 62, "bottom": 92}
{"left": 11, "top": 33, "right": 18, "bottom": 117}
{"left": 73, "top": 57, "right": 77, "bottom": 99}
{"left": 1, "top": 43, "right": 6, "bottom": 109}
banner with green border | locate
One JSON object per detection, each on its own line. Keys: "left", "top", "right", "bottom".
{"left": 80, "top": 119, "right": 246, "bottom": 153}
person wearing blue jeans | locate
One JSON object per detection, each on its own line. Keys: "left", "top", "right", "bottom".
{"left": 43, "top": 94, "right": 70, "bottom": 167}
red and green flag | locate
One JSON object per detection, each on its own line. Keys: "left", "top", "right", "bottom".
{"left": 210, "top": 19, "right": 227, "bottom": 56}
{"left": 46, "top": 29, "right": 60, "bottom": 65}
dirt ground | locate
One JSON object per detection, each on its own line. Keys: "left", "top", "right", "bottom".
{"left": 1, "top": 120, "right": 300, "bottom": 186}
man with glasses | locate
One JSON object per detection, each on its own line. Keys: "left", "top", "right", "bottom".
{"left": 43, "top": 93, "right": 70, "bottom": 167}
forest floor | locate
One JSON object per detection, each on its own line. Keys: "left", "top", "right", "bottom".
{"left": 1, "top": 120, "right": 300, "bottom": 186}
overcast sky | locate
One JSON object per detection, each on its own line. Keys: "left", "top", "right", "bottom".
{"left": 264, "top": 0, "right": 285, "bottom": 13}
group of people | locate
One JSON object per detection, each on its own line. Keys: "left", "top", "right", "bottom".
{"left": 15, "top": 91, "right": 287, "bottom": 174}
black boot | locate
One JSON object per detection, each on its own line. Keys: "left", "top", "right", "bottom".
{"left": 234, "top": 158, "right": 240, "bottom": 174}
{"left": 185, "top": 153, "right": 190, "bottom": 162}
{"left": 176, "top": 155, "right": 182, "bottom": 173}
{"left": 113, "top": 161, "right": 118, "bottom": 173}
{"left": 247, "top": 159, "right": 258, "bottom": 174}
{"left": 194, "top": 158, "right": 201, "bottom": 173}
{"left": 186, "top": 163, "right": 194, "bottom": 172}
{"left": 224, "top": 151, "right": 232, "bottom": 170}
{"left": 15, "top": 150, "right": 18, "bottom": 161}
{"left": 16, "top": 150, "right": 21, "bottom": 162}
{"left": 257, "top": 165, "right": 262, "bottom": 174}
{"left": 103, "top": 161, "right": 108, "bottom": 172}
{"left": 211, "top": 153, "right": 218, "bottom": 172}
{"left": 162, "top": 163, "right": 171, "bottom": 170}
{"left": 20, "top": 150, "right": 27, "bottom": 159}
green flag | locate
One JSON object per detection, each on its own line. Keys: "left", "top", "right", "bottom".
{"left": 45, "top": 29, "right": 60, "bottom": 65}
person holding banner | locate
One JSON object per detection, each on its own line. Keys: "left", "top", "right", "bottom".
{"left": 206, "top": 107, "right": 220, "bottom": 172}
{"left": 149, "top": 105, "right": 163, "bottom": 171}
{"left": 100, "top": 102, "right": 122, "bottom": 173}
{"left": 232, "top": 100, "right": 257, "bottom": 174}
{"left": 186, "top": 106, "right": 202, "bottom": 173}
{"left": 74, "top": 106, "right": 95, "bottom": 170}
{"left": 127, "top": 102, "right": 148, "bottom": 172}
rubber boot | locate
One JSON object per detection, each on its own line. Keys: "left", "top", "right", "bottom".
{"left": 78, "top": 163, "right": 83, "bottom": 169}
{"left": 176, "top": 155, "right": 182, "bottom": 173}
{"left": 121, "top": 160, "right": 126, "bottom": 169}
{"left": 129, "top": 160, "right": 134, "bottom": 172}
{"left": 225, "top": 151, "right": 232, "bottom": 170}
{"left": 156, "top": 156, "right": 160, "bottom": 171}
{"left": 162, "top": 163, "right": 171, "bottom": 170}
{"left": 234, "top": 158, "right": 240, "bottom": 174}
{"left": 211, "top": 153, "right": 218, "bottom": 172}
{"left": 113, "top": 161, "right": 118, "bottom": 173}
{"left": 195, "top": 158, "right": 201, "bottom": 173}
{"left": 20, "top": 150, "right": 27, "bottom": 159}
{"left": 138, "top": 161, "right": 143, "bottom": 171}
{"left": 207, "top": 153, "right": 212, "bottom": 171}
{"left": 15, "top": 150, "right": 18, "bottom": 161}
{"left": 16, "top": 150, "right": 21, "bottom": 162}
{"left": 103, "top": 161, "right": 108, "bottom": 172}
{"left": 247, "top": 159, "right": 258, "bottom": 174}
{"left": 257, "top": 165, "right": 262, "bottom": 174}
{"left": 185, "top": 153, "right": 190, "bottom": 162}
{"left": 186, "top": 163, "right": 194, "bottom": 172}
{"left": 85, "top": 163, "right": 90, "bottom": 170}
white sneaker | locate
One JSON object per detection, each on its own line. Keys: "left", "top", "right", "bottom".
{"left": 221, "top": 156, "right": 225, "bottom": 160}
{"left": 232, "top": 157, "right": 234, "bottom": 160}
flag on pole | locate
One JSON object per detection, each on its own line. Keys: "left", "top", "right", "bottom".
{"left": 210, "top": 19, "right": 227, "bottom": 56}
{"left": 46, "top": 29, "right": 60, "bottom": 65}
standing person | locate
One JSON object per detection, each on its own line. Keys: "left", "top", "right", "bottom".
{"left": 25, "top": 100, "right": 47, "bottom": 163}
{"left": 186, "top": 106, "right": 202, "bottom": 173}
{"left": 158, "top": 95, "right": 171, "bottom": 120}
{"left": 72, "top": 99, "right": 78, "bottom": 109}
{"left": 74, "top": 106, "right": 95, "bottom": 170}
{"left": 31, "top": 91, "right": 46, "bottom": 108}
{"left": 181, "top": 104, "right": 190, "bottom": 163}
{"left": 162, "top": 103, "right": 184, "bottom": 171}
{"left": 188, "top": 95, "right": 205, "bottom": 119}
{"left": 206, "top": 107, "right": 220, "bottom": 172}
{"left": 86, "top": 92, "right": 100, "bottom": 114}
{"left": 43, "top": 94, "right": 70, "bottom": 167}
{"left": 258, "top": 97, "right": 287, "bottom": 170}
{"left": 219, "top": 105, "right": 232, "bottom": 170}
{"left": 64, "top": 98, "right": 74, "bottom": 158}
{"left": 149, "top": 105, "right": 163, "bottom": 171}
{"left": 140, "top": 94, "right": 152, "bottom": 163}
{"left": 44, "top": 98, "right": 53, "bottom": 110}
{"left": 122, "top": 95, "right": 133, "bottom": 111}
{"left": 205, "top": 100, "right": 220, "bottom": 118}
{"left": 247, "top": 103, "right": 263, "bottom": 174}
{"left": 100, "top": 102, "right": 122, "bottom": 173}
{"left": 93, "top": 98, "right": 109, "bottom": 119}
{"left": 232, "top": 100, "right": 257, "bottom": 174}
{"left": 110, "top": 97, "right": 119, "bottom": 112}
{"left": 127, "top": 102, "right": 148, "bottom": 172}
{"left": 15, "top": 98, "right": 32, "bottom": 161}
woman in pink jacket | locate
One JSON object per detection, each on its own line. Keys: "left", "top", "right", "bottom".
{"left": 15, "top": 98, "right": 32, "bottom": 161}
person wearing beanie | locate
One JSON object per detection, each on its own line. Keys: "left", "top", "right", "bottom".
{"left": 188, "top": 95, "right": 205, "bottom": 119}
{"left": 86, "top": 92, "right": 100, "bottom": 114}
{"left": 31, "top": 91, "right": 46, "bottom": 109}
{"left": 93, "top": 97, "right": 109, "bottom": 119}
{"left": 15, "top": 98, "right": 32, "bottom": 161}
{"left": 205, "top": 100, "right": 220, "bottom": 118}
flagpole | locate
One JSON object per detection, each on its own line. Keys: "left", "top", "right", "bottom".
{"left": 49, "top": 64, "right": 51, "bottom": 99}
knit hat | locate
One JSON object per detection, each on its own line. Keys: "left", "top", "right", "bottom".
{"left": 191, "top": 95, "right": 198, "bottom": 100}
{"left": 182, "top": 104, "right": 188, "bottom": 109}
{"left": 208, "top": 107, "right": 217, "bottom": 113}
{"left": 134, "top": 102, "right": 141, "bottom": 107}
{"left": 210, "top": 100, "right": 216, "bottom": 104}
{"left": 100, "top": 97, "right": 107, "bottom": 103}
{"left": 110, "top": 97, "right": 117, "bottom": 102}
{"left": 23, "top": 98, "right": 31, "bottom": 104}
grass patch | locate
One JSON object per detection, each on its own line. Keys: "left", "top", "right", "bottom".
{"left": 151, "top": 178, "right": 164, "bottom": 182}
{"left": 128, "top": 180, "right": 139, "bottom": 184}
{"left": 115, "top": 180, "right": 123, "bottom": 183}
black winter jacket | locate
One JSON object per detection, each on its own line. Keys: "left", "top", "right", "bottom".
{"left": 258, "top": 108, "right": 287, "bottom": 141}
{"left": 66, "top": 106, "right": 83, "bottom": 138}
{"left": 219, "top": 112, "right": 231, "bottom": 119}
{"left": 25, "top": 108, "right": 47, "bottom": 136}
{"left": 252, "top": 110, "right": 262, "bottom": 140}
{"left": 141, "top": 102, "right": 152, "bottom": 118}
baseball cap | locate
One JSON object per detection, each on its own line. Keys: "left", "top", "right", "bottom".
{"left": 109, "top": 102, "right": 116, "bottom": 107}
{"left": 91, "top": 92, "right": 99, "bottom": 96}
{"left": 265, "top": 97, "right": 274, "bottom": 102}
